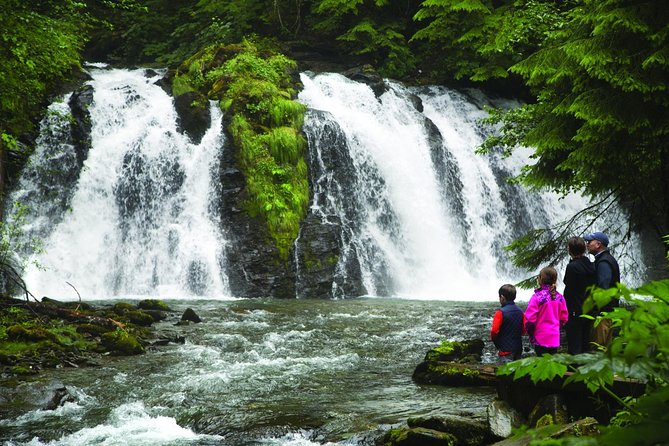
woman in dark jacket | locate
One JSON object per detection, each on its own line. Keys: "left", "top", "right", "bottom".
{"left": 564, "top": 236, "right": 596, "bottom": 354}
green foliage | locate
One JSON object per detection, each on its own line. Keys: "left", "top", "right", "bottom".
{"left": 411, "top": 0, "right": 566, "bottom": 82}
{"left": 310, "top": 0, "right": 419, "bottom": 77}
{"left": 0, "top": 0, "right": 87, "bottom": 152}
{"left": 498, "top": 280, "right": 669, "bottom": 445}
{"left": 1, "top": 202, "right": 44, "bottom": 297}
{"left": 174, "top": 40, "right": 309, "bottom": 258}
{"left": 480, "top": 0, "right": 669, "bottom": 260}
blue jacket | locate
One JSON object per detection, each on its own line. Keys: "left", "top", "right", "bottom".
{"left": 491, "top": 302, "right": 524, "bottom": 354}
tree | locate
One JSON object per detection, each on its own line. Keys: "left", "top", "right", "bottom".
{"left": 479, "top": 0, "right": 669, "bottom": 261}
{"left": 0, "top": 0, "right": 88, "bottom": 202}
{"left": 411, "top": 0, "right": 567, "bottom": 84}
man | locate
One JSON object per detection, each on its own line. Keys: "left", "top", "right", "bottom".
{"left": 564, "top": 236, "right": 596, "bottom": 354}
{"left": 584, "top": 231, "right": 620, "bottom": 347}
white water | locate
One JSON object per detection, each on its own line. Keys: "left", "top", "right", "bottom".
{"left": 298, "top": 73, "right": 590, "bottom": 301}
{"left": 8, "top": 69, "right": 643, "bottom": 302}
{"left": 14, "top": 68, "right": 230, "bottom": 300}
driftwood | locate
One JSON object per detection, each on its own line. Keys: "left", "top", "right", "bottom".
{"left": 1, "top": 296, "right": 124, "bottom": 331}
{"left": 29, "top": 301, "right": 124, "bottom": 330}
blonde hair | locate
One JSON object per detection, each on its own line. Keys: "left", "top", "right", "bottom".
{"left": 539, "top": 266, "right": 558, "bottom": 299}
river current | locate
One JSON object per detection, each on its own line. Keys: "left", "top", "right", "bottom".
{"left": 0, "top": 298, "right": 498, "bottom": 445}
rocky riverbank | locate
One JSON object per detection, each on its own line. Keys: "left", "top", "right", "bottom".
{"left": 375, "top": 338, "right": 643, "bottom": 446}
{"left": 0, "top": 295, "right": 197, "bottom": 378}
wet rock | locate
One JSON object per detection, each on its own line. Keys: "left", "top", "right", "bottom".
{"left": 43, "top": 387, "right": 75, "bottom": 410}
{"left": 181, "top": 308, "right": 202, "bottom": 323}
{"left": 173, "top": 91, "right": 211, "bottom": 144}
{"left": 407, "top": 415, "right": 492, "bottom": 446}
{"left": 219, "top": 138, "right": 296, "bottom": 299}
{"left": 151, "top": 334, "right": 186, "bottom": 346}
{"left": 528, "top": 394, "right": 569, "bottom": 428}
{"left": 69, "top": 83, "right": 94, "bottom": 167}
{"left": 376, "top": 426, "right": 457, "bottom": 446}
{"left": 490, "top": 417, "right": 600, "bottom": 445}
{"left": 342, "top": 65, "right": 386, "bottom": 97}
{"left": 294, "top": 214, "right": 363, "bottom": 298}
{"left": 487, "top": 398, "right": 525, "bottom": 439}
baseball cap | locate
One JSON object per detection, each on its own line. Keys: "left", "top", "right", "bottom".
{"left": 584, "top": 231, "right": 609, "bottom": 246}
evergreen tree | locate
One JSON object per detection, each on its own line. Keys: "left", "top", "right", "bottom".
{"left": 479, "top": 0, "right": 669, "bottom": 270}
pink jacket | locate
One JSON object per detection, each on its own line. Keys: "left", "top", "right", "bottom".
{"left": 524, "top": 284, "right": 568, "bottom": 348}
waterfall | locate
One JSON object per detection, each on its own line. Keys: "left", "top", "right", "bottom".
{"left": 7, "top": 68, "right": 644, "bottom": 301}
{"left": 298, "top": 73, "right": 593, "bottom": 300}
{"left": 9, "top": 67, "right": 229, "bottom": 300}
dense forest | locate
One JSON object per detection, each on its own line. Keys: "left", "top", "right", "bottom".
{"left": 2, "top": 0, "right": 669, "bottom": 278}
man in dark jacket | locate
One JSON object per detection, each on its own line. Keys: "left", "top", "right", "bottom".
{"left": 584, "top": 231, "right": 621, "bottom": 347}
{"left": 564, "top": 236, "right": 596, "bottom": 354}
{"left": 491, "top": 284, "right": 525, "bottom": 362}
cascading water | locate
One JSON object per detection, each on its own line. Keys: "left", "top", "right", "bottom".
{"left": 8, "top": 67, "right": 229, "bottom": 299}
{"left": 298, "top": 73, "right": 596, "bottom": 300}
{"left": 7, "top": 68, "right": 643, "bottom": 302}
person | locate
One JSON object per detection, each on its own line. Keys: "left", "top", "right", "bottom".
{"left": 490, "top": 284, "right": 525, "bottom": 362}
{"left": 525, "top": 266, "right": 568, "bottom": 355}
{"left": 564, "top": 236, "right": 596, "bottom": 354}
{"left": 584, "top": 231, "right": 621, "bottom": 347}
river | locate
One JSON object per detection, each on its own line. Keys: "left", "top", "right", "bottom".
{"left": 1, "top": 298, "right": 498, "bottom": 445}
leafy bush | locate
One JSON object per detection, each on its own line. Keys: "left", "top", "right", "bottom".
{"left": 498, "top": 281, "right": 669, "bottom": 445}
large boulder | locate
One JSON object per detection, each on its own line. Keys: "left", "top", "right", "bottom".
{"left": 487, "top": 398, "right": 525, "bottom": 439}
{"left": 407, "top": 415, "right": 493, "bottom": 446}
{"left": 376, "top": 427, "right": 457, "bottom": 446}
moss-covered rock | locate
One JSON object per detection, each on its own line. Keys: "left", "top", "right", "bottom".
{"left": 76, "top": 323, "right": 112, "bottom": 337}
{"left": 172, "top": 39, "right": 308, "bottom": 260}
{"left": 110, "top": 302, "right": 136, "bottom": 315}
{"left": 377, "top": 426, "right": 457, "bottom": 446}
{"left": 125, "top": 310, "right": 155, "bottom": 327}
{"left": 407, "top": 415, "right": 492, "bottom": 446}
{"left": 101, "top": 329, "right": 145, "bottom": 356}
{"left": 424, "top": 339, "right": 484, "bottom": 363}
{"left": 137, "top": 299, "right": 171, "bottom": 311}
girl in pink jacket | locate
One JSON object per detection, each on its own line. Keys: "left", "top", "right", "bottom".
{"left": 525, "top": 266, "right": 568, "bottom": 355}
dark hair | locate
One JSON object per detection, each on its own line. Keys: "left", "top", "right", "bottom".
{"left": 499, "top": 284, "right": 516, "bottom": 302}
{"left": 567, "top": 236, "right": 586, "bottom": 257}
{"left": 539, "top": 266, "right": 558, "bottom": 299}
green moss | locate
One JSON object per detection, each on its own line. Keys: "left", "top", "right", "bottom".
{"left": 425, "top": 339, "right": 484, "bottom": 362}
{"left": 101, "top": 328, "right": 145, "bottom": 356}
{"left": 124, "top": 310, "right": 155, "bottom": 327}
{"left": 137, "top": 299, "right": 171, "bottom": 311}
{"left": 11, "top": 365, "right": 33, "bottom": 375}
{"left": 173, "top": 39, "right": 309, "bottom": 259}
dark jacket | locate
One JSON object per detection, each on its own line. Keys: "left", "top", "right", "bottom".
{"left": 564, "top": 256, "right": 596, "bottom": 316}
{"left": 491, "top": 302, "right": 524, "bottom": 354}
{"left": 594, "top": 249, "right": 621, "bottom": 311}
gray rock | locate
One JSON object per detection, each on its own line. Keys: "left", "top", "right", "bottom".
{"left": 487, "top": 398, "right": 525, "bottom": 439}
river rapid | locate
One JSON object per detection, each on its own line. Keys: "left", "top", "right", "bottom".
{"left": 1, "top": 298, "right": 499, "bottom": 446}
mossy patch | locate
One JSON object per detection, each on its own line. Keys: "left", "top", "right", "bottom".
{"left": 101, "top": 328, "right": 145, "bottom": 356}
{"left": 0, "top": 296, "right": 165, "bottom": 377}
{"left": 173, "top": 39, "right": 308, "bottom": 259}
{"left": 425, "top": 339, "right": 484, "bottom": 362}
{"left": 137, "top": 299, "right": 171, "bottom": 311}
